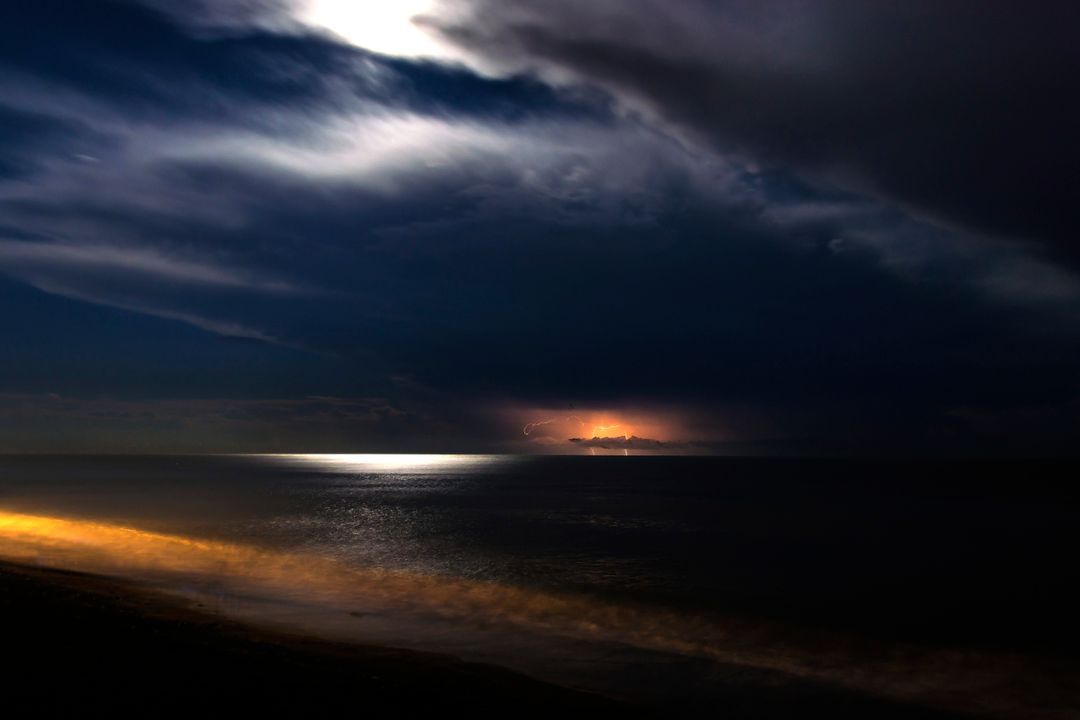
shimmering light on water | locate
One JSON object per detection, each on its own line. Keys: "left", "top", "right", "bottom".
{"left": 261, "top": 453, "right": 506, "bottom": 472}
{"left": 0, "top": 504, "right": 1046, "bottom": 717}
{"left": 0, "top": 506, "right": 727, "bottom": 665}
{"left": 0, "top": 455, "right": 1072, "bottom": 718}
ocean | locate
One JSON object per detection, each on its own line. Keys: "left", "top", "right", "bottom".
{"left": 1, "top": 454, "right": 1077, "bottom": 715}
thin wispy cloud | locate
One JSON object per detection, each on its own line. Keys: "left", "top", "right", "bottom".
{"left": 0, "top": 240, "right": 298, "bottom": 292}
{"left": 0, "top": 0, "right": 1076, "bottom": 453}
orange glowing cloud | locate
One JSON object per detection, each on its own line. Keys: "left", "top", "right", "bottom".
{"left": 505, "top": 404, "right": 711, "bottom": 452}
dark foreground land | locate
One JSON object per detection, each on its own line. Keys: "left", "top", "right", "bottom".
{"left": 1, "top": 561, "right": 979, "bottom": 719}
{"left": 0, "top": 561, "right": 623, "bottom": 717}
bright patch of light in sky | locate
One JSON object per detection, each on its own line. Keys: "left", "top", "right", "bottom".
{"left": 299, "top": 0, "right": 450, "bottom": 58}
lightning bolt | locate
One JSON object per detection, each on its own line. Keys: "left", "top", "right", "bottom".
{"left": 523, "top": 415, "right": 584, "bottom": 436}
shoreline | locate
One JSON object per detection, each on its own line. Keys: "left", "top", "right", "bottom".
{"left": 0, "top": 559, "right": 989, "bottom": 719}
{"left": 0, "top": 560, "right": 626, "bottom": 716}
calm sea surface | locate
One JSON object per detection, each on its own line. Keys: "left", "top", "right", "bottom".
{"left": 1, "top": 454, "right": 1077, "bottom": 713}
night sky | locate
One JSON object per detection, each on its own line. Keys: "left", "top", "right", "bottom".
{"left": 1, "top": 1, "right": 1078, "bottom": 454}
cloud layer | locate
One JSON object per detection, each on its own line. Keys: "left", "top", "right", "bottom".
{"left": 425, "top": 1, "right": 1080, "bottom": 263}
{"left": 1, "top": 0, "right": 1078, "bottom": 453}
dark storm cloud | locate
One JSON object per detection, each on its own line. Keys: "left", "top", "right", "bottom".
{"left": 570, "top": 436, "right": 693, "bottom": 451}
{"left": 425, "top": 0, "right": 1080, "bottom": 266}
{"left": 0, "top": 0, "right": 1078, "bottom": 454}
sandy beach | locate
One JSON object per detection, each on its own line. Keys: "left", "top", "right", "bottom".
{"left": 0, "top": 559, "right": 991, "bottom": 718}
{"left": 0, "top": 560, "right": 625, "bottom": 716}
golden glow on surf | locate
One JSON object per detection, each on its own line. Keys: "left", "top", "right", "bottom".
{"left": 0, "top": 507, "right": 1039, "bottom": 715}
{"left": 0, "top": 509, "right": 323, "bottom": 589}
{"left": 0, "top": 508, "right": 718, "bottom": 652}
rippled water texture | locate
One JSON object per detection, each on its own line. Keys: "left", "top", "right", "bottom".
{"left": 1, "top": 454, "right": 1078, "bottom": 717}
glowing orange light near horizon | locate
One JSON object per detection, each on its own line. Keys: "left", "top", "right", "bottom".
{"left": 518, "top": 409, "right": 682, "bottom": 444}
{"left": 589, "top": 423, "right": 629, "bottom": 439}
{"left": 521, "top": 414, "right": 636, "bottom": 439}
